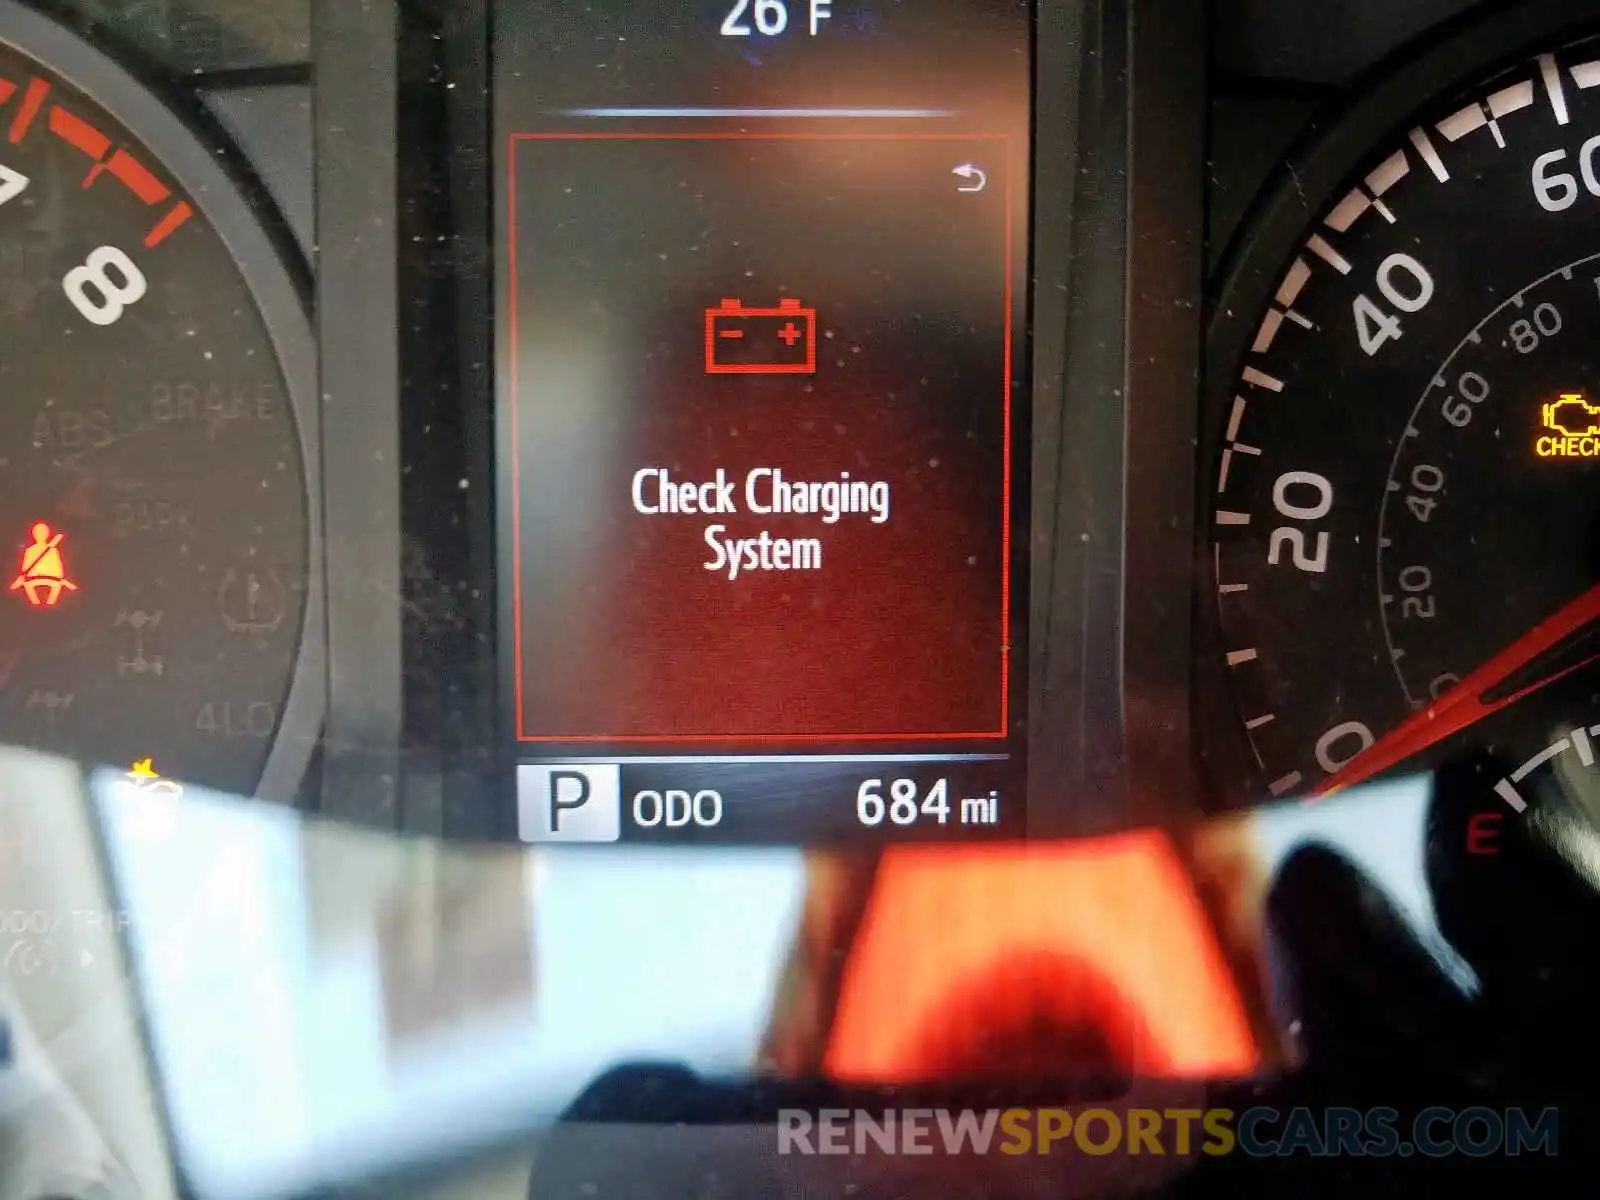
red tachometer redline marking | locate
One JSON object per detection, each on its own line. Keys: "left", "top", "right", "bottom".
{"left": 7, "top": 78, "right": 49, "bottom": 145}
{"left": 0, "top": 79, "right": 16, "bottom": 106}
{"left": 142, "top": 201, "right": 192, "bottom": 248}
{"left": 47, "top": 105, "right": 109, "bottom": 163}
{"left": 106, "top": 149, "right": 170, "bottom": 205}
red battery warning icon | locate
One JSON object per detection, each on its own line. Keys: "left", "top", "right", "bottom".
{"left": 704, "top": 297, "right": 817, "bottom": 375}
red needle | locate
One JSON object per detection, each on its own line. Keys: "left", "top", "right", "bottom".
{"left": 1310, "top": 583, "right": 1600, "bottom": 800}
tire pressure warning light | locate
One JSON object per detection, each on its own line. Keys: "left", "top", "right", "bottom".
{"left": 704, "top": 297, "right": 817, "bottom": 375}
{"left": 1537, "top": 393, "right": 1600, "bottom": 458}
{"left": 9, "top": 522, "right": 76, "bottom": 607}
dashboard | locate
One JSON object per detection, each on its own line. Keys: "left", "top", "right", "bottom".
{"left": 1, "top": 0, "right": 1599, "bottom": 1196}
{"left": 0, "top": 0, "right": 1593, "bottom": 848}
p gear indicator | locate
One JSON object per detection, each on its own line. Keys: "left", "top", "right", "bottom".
{"left": 705, "top": 297, "right": 817, "bottom": 375}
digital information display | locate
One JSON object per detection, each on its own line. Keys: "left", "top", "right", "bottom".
{"left": 495, "top": 2, "right": 1032, "bottom": 843}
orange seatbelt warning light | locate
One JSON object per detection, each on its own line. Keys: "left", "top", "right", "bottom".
{"left": 9, "top": 522, "right": 77, "bottom": 608}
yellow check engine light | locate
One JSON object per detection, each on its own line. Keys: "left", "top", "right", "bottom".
{"left": 1536, "top": 393, "right": 1600, "bottom": 457}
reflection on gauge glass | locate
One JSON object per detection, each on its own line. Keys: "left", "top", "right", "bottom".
{"left": 1203, "top": 4, "right": 1600, "bottom": 814}
{"left": 0, "top": 1, "right": 319, "bottom": 798}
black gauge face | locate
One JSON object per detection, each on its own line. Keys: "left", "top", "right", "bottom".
{"left": 0, "top": 7, "right": 318, "bottom": 797}
{"left": 1205, "top": 15, "right": 1600, "bottom": 809}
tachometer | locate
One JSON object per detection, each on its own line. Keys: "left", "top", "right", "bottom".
{"left": 0, "top": 2, "right": 320, "bottom": 798}
{"left": 1201, "top": 1, "right": 1600, "bottom": 811}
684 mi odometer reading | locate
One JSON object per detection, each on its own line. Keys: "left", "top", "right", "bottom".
{"left": 854, "top": 776, "right": 1002, "bottom": 830}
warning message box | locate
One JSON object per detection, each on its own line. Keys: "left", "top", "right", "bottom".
{"left": 503, "top": 132, "right": 1019, "bottom": 743}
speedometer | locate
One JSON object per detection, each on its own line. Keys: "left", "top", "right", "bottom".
{"left": 1201, "top": 0, "right": 1600, "bottom": 811}
{"left": 0, "top": 2, "right": 320, "bottom": 799}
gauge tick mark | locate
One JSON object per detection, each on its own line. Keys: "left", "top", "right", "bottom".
{"left": 1324, "top": 188, "right": 1371, "bottom": 232}
{"left": 1241, "top": 367, "right": 1283, "bottom": 392}
{"left": 1488, "top": 80, "right": 1536, "bottom": 121}
{"left": 7, "top": 77, "right": 47, "bottom": 144}
{"left": 1539, "top": 54, "right": 1570, "bottom": 123}
{"left": 1569, "top": 59, "right": 1600, "bottom": 90}
{"left": 1306, "top": 234, "right": 1351, "bottom": 274}
{"left": 1512, "top": 739, "right": 1570, "bottom": 782}
{"left": 143, "top": 201, "right": 191, "bottom": 248}
{"left": 1367, "top": 153, "right": 1409, "bottom": 197}
{"left": 1225, "top": 396, "right": 1248, "bottom": 441}
{"left": 1270, "top": 772, "right": 1304, "bottom": 798}
{"left": 1436, "top": 102, "right": 1487, "bottom": 144}
{"left": 106, "top": 150, "right": 169, "bottom": 205}
{"left": 1408, "top": 127, "right": 1450, "bottom": 182}
{"left": 47, "top": 104, "right": 107, "bottom": 166}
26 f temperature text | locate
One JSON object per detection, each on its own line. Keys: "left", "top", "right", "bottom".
{"left": 721, "top": 0, "right": 832, "bottom": 37}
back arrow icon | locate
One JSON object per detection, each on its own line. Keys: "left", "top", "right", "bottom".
{"left": 953, "top": 163, "right": 987, "bottom": 192}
